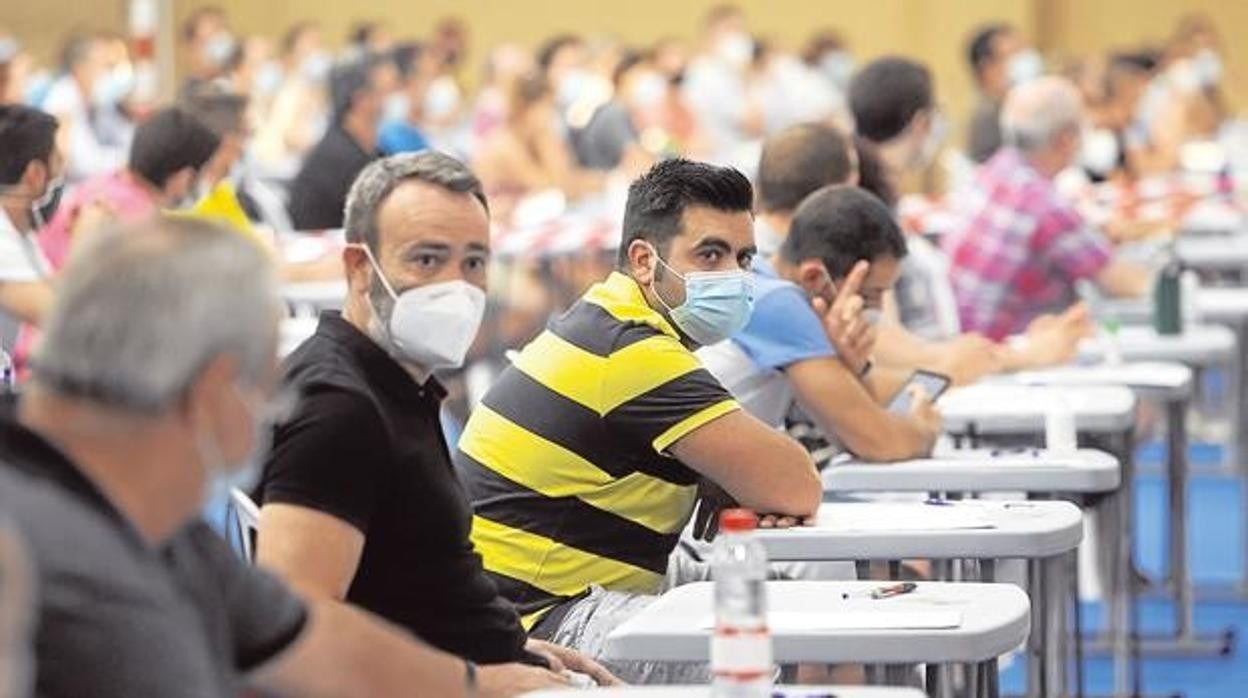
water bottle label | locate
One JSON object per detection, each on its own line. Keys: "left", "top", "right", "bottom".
{"left": 711, "top": 626, "right": 772, "bottom": 678}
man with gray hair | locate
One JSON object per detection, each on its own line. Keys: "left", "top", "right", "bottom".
{"left": 0, "top": 214, "right": 567, "bottom": 697}
{"left": 944, "top": 75, "right": 1151, "bottom": 340}
{"left": 253, "top": 151, "right": 616, "bottom": 684}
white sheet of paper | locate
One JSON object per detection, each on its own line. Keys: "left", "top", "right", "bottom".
{"left": 814, "top": 503, "right": 995, "bottom": 532}
{"left": 701, "top": 610, "right": 963, "bottom": 631}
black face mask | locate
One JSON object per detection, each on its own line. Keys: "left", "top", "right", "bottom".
{"left": 30, "top": 175, "right": 65, "bottom": 230}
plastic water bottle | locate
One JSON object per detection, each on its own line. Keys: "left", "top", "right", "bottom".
{"left": 711, "top": 509, "right": 772, "bottom": 698}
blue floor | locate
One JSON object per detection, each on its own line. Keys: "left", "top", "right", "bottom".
{"left": 1000, "top": 443, "right": 1248, "bottom": 697}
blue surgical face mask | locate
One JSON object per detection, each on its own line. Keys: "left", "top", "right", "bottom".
{"left": 92, "top": 66, "right": 135, "bottom": 108}
{"left": 200, "top": 385, "right": 295, "bottom": 510}
{"left": 650, "top": 249, "right": 754, "bottom": 346}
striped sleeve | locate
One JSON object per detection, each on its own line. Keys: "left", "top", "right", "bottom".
{"left": 603, "top": 334, "right": 739, "bottom": 454}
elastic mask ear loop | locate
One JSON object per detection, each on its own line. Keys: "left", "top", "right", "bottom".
{"left": 647, "top": 244, "right": 685, "bottom": 314}
{"left": 348, "top": 243, "right": 400, "bottom": 301}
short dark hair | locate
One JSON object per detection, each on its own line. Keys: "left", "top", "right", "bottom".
{"left": 344, "top": 151, "right": 489, "bottom": 252}
{"left": 128, "top": 107, "right": 221, "bottom": 189}
{"left": 968, "top": 24, "right": 1010, "bottom": 77}
{"left": 0, "top": 105, "right": 58, "bottom": 185}
{"left": 180, "top": 84, "right": 248, "bottom": 136}
{"left": 537, "top": 34, "right": 582, "bottom": 73}
{"left": 349, "top": 21, "right": 383, "bottom": 49}
{"left": 329, "top": 54, "right": 387, "bottom": 122}
{"left": 849, "top": 57, "right": 933, "bottom": 143}
{"left": 182, "top": 5, "right": 225, "bottom": 42}
{"left": 612, "top": 50, "right": 647, "bottom": 88}
{"left": 756, "top": 122, "right": 854, "bottom": 213}
{"left": 280, "top": 21, "right": 318, "bottom": 57}
{"left": 852, "top": 135, "right": 897, "bottom": 209}
{"left": 618, "top": 158, "right": 753, "bottom": 268}
{"left": 780, "top": 185, "right": 907, "bottom": 278}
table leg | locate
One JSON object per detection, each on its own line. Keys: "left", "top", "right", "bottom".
{"left": 1043, "top": 555, "right": 1069, "bottom": 698}
{"left": 1028, "top": 557, "right": 1048, "bottom": 698}
{"left": 1132, "top": 397, "right": 1232, "bottom": 657}
{"left": 1071, "top": 548, "right": 1085, "bottom": 698}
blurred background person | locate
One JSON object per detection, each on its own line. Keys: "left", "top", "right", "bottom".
{"left": 965, "top": 23, "right": 1043, "bottom": 163}
{"left": 570, "top": 49, "right": 661, "bottom": 172}
{"left": 179, "top": 5, "right": 234, "bottom": 97}
{"left": 682, "top": 4, "right": 762, "bottom": 166}
{"left": 747, "top": 38, "right": 845, "bottom": 138}
{"left": 251, "top": 21, "right": 331, "bottom": 180}
{"left": 40, "top": 33, "right": 128, "bottom": 182}
{"left": 472, "top": 43, "right": 535, "bottom": 143}
{"left": 802, "top": 29, "right": 855, "bottom": 98}
{"left": 347, "top": 20, "right": 394, "bottom": 60}
{"left": 288, "top": 54, "right": 396, "bottom": 230}
{"left": 472, "top": 71, "right": 604, "bottom": 220}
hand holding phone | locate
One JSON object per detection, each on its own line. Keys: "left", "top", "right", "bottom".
{"left": 887, "top": 369, "right": 952, "bottom": 414}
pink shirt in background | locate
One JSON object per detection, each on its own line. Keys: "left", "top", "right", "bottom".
{"left": 38, "top": 169, "right": 158, "bottom": 270}
{"left": 15, "top": 170, "right": 158, "bottom": 375}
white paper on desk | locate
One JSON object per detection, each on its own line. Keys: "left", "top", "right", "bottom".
{"left": 815, "top": 503, "right": 995, "bottom": 532}
{"left": 701, "top": 610, "right": 963, "bottom": 631}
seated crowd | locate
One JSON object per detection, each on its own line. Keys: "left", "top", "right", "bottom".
{"left": 0, "top": 4, "right": 1237, "bottom": 697}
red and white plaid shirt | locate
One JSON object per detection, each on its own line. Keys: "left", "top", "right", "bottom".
{"left": 943, "top": 148, "right": 1112, "bottom": 340}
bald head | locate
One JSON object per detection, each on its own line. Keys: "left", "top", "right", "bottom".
{"left": 1000, "top": 76, "right": 1082, "bottom": 153}
{"left": 756, "top": 122, "right": 857, "bottom": 213}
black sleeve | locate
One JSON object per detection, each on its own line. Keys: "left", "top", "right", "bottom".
{"left": 258, "top": 388, "right": 392, "bottom": 534}
{"left": 183, "top": 525, "right": 309, "bottom": 672}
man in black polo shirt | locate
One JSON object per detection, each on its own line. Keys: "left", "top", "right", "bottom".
{"left": 288, "top": 54, "right": 397, "bottom": 230}
{"left": 254, "top": 151, "right": 614, "bottom": 684}
{"left": 1, "top": 215, "right": 564, "bottom": 698}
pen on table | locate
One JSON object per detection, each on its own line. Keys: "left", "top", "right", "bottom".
{"left": 924, "top": 498, "right": 954, "bottom": 506}
{"left": 842, "top": 582, "right": 917, "bottom": 600}
{"left": 771, "top": 692, "right": 837, "bottom": 698}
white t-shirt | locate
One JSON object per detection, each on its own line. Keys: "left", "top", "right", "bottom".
{"left": 0, "top": 211, "right": 51, "bottom": 283}
{"left": 698, "top": 338, "right": 794, "bottom": 429}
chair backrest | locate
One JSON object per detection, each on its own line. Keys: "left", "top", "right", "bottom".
{"left": 228, "top": 488, "right": 261, "bottom": 563}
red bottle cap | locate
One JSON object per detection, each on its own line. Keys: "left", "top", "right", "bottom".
{"left": 719, "top": 508, "right": 758, "bottom": 533}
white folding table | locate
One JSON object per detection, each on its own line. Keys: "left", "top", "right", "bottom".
{"left": 934, "top": 383, "right": 1136, "bottom": 697}
{"left": 937, "top": 384, "right": 1137, "bottom": 436}
{"left": 604, "top": 581, "right": 1029, "bottom": 698}
{"left": 821, "top": 449, "right": 1120, "bottom": 495}
{"left": 754, "top": 501, "right": 1081, "bottom": 698}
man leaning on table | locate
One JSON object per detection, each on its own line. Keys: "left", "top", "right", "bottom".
{"left": 459, "top": 158, "right": 822, "bottom": 681}
{"left": 0, "top": 215, "right": 563, "bottom": 698}
{"left": 253, "top": 151, "right": 615, "bottom": 685}
{"left": 945, "top": 76, "right": 1153, "bottom": 341}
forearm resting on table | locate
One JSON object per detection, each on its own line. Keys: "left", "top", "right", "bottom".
{"left": 789, "top": 358, "right": 935, "bottom": 462}
{"left": 671, "top": 409, "right": 821, "bottom": 517}
{"left": 251, "top": 599, "right": 471, "bottom": 698}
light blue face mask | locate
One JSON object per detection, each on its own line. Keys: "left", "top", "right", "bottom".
{"left": 650, "top": 250, "right": 754, "bottom": 346}
{"left": 201, "top": 385, "right": 295, "bottom": 511}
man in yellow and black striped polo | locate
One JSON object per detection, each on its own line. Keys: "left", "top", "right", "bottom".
{"left": 459, "top": 158, "right": 821, "bottom": 679}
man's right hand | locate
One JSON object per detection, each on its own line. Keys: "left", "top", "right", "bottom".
{"left": 477, "top": 662, "right": 571, "bottom": 697}
{"left": 811, "top": 260, "right": 874, "bottom": 376}
{"left": 691, "top": 478, "right": 738, "bottom": 542}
